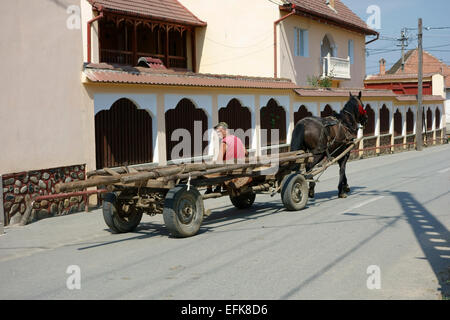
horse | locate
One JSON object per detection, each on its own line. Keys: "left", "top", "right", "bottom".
{"left": 290, "top": 91, "right": 368, "bottom": 199}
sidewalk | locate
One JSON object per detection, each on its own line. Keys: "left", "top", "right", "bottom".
{"left": 0, "top": 208, "right": 111, "bottom": 262}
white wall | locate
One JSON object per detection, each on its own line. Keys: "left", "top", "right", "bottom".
{"left": 0, "top": 0, "right": 93, "bottom": 174}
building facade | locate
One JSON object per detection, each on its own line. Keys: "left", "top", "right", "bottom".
{"left": 0, "top": 0, "right": 445, "bottom": 226}
{"left": 365, "top": 49, "right": 450, "bottom": 130}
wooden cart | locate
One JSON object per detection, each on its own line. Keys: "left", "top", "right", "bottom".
{"left": 55, "top": 139, "right": 361, "bottom": 238}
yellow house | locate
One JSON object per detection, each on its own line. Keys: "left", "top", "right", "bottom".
{"left": 178, "top": 0, "right": 378, "bottom": 87}
{"left": 83, "top": 0, "right": 377, "bottom": 87}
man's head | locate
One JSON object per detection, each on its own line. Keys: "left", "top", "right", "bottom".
{"left": 214, "top": 122, "right": 229, "bottom": 139}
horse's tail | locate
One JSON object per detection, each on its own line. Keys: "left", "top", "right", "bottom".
{"left": 290, "top": 122, "right": 306, "bottom": 152}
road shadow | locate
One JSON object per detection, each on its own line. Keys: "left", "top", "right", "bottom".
{"left": 308, "top": 186, "right": 367, "bottom": 205}
{"left": 77, "top": 186, "right": 369, "bottom": 249}
{"left": 392, "top": 191, "right": 450, "bottom": 299}
{"left": 78, "top": 189, "right": 449, "bottom": 300}
{"left": 281, "top": 188, "right": 449, "bottom": 299}
{"left": 77, "top": 223, "right": 170, "bottom": 251}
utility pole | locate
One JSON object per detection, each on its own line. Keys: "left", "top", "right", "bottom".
{"left": 397, "top": 28, "right": 409, "bottom": 72}
{"left": 416, "top": 18, "right": 424, "bottom": 151}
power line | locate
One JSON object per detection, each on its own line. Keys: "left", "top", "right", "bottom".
{"left": 423, "top": 43, "right": 450, "bottom": 49}
{"left": 426, "top": 49, "right": 450, "bottom": 52}
{"left": 424, "top": 26, "right": 450, "bottom": 30}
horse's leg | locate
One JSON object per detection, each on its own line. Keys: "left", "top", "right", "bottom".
{"left": 337, "top": 153, "right": 350, "bottom": 198}
{"left": 306, "top": 153, "right": 325, "bottom": 198}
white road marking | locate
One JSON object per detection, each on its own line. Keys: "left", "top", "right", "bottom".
{"left": 341, "top": 196, "right": 385, "bottom": 214}
{"left": 437, "top": 167, "right": 450, "bottom": 173}
{"left": 435, "top": 246, "right": 450, "bottom": 251}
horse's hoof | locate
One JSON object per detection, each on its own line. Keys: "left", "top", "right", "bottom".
{"left": 338, "top": 193, "right": 348, "bottom": 199}
{"left": 308, "top": 191, "right": 315, "bottom": 198}
{"left": 343, "top": 185, "right": 350, "bottom": 193}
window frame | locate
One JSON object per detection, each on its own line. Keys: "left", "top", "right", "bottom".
{"left": 348, "top": 39, "right": 354, "bottom": 64}
{"left": 294, "top": 27, "right": 309, "bottom": 58}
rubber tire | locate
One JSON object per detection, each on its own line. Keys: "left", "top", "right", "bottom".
{"left": 102, "top": 192, "right": 143, "bottom": 233}
{"left": 230, "top": 192, "right": 256, "bottom": 209}
{"left": 163, "top": 185, "right": 204, "bottom": 238}
{"left": 280, "top": 173, "right": 309, "bottom": 211}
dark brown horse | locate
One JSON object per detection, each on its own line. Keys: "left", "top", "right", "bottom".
{"left": 290, "top": 92, "right": 368, "bottom": 198}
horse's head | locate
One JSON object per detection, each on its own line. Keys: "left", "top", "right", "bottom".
{"left": 346, "top": 91, "right": 368, "bottom": 128}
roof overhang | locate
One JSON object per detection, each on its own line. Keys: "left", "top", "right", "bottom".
{"left": 82, "top": 63, "right": 300, "bottom": 90}
{"left": 280, "top": 4, "right": 378, "bottom": 36}
{"left": 364, "top": 73, "right": 436, "bottom": 84}
{"left": 89, "top": 0, "right": 207, "bottom": 27}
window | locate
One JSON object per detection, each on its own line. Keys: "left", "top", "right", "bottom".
{"left": 294, "top": 28, "right": 309, "bottom": 57}
{"left": 379, "top": 104, "right": 390, "bottom": 134}
{"left": 348, "top": 39, "right": 354, "bottom": 64}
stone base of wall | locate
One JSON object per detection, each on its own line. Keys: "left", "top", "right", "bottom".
{"left": 362, "top": 137, "right": 377, "bottom": 158}
{"left": 348, "top": 140, "right": 361, "bottom": 161}
{"left": 2, "top": 164, "right": 86, "bottom": 226}
{"left": 406, "top": 135, "right": 415, "bottom": 150}
{"left": 425, "top": 132, "right": 434, "bottom": 145}
{"left": 435, "top": 130, "right": 442, "bottom": 144}
{"left": 379, "top": 135, "right": 392, "bottom": 155}
{"left": 393, "top": 137, "right": 405, "bottom": 152}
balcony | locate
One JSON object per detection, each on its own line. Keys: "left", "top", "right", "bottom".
{"left": 98, "top": 13, "right": 191, "bottom": 70}
{"left": 322, "top": 53, "right": 351, "bottom": 79}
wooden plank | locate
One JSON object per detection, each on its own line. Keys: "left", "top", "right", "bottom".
{"left": 104, "top": 168, "right": 120, "bottom": 176}
{"left": 145, "top": 179, "right": 175, "bottom": 189}
{"left": 60, "top": 152, "right": 314, "bottom": 192}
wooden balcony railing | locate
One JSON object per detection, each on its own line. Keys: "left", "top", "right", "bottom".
{"left": 101, "top": 49, "right": 187, "bottom": 69}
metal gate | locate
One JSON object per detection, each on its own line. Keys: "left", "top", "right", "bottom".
{"left": 260, "top": 99, "right": 286, "bottom": 146}
{"left": 294, "top": 105, "right": 312, "bottom": 124}
{"left": 363, "top": 105, "right": 375, "bottom": 136}
{"left": 95, "top": 98, "right": 153, "bottom": 169}
{"left": 219, "top": 98, "right": 251, "bottom": 148}
{"left": 165, "top": 98, "right": 208, "bottom": 161}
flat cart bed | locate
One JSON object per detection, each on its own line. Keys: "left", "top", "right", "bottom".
{"left": 54, "top": 138, "right": 362, "bottom": 237}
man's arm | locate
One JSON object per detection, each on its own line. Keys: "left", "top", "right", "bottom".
{"left": 217, "top": 141, "right": 226, "bottom": 162}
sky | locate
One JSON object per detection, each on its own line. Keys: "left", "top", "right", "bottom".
{"left": 340, "top": 0, "right": 450, "bottom": 75}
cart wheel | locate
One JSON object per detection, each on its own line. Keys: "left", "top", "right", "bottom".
{"left": 230, "top": 191, "right": 256, "bottom": 209}
{"left": 281, "top": 173, "right": 309, "bottom": 211}
{"left": 103, "top": 192, "right": 143, "bottom": 233}
{"left": 163, "top": 185, "right": 204, "bottom": 238}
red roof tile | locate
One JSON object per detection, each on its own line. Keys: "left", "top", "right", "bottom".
{"left": 88, "top": 0, "right": 206, "bottom": 26}
{"left": 365, "top": 73, "right": 437, "bottom": 81}
{"left": 385, "top": 49, "right": 450, "bottom": 88}
{"left": 395, "top": 95, "right": 444, "bottom": 102}
{"left": 286, "top": 0, "right": 377, "bottom": 35}
{"left": 295, "top": 88, "right": 443, "bottom": 102}
{"left": 83, "top": 63, "right": 299, "bottom": 89}
{"left": 294, "top": 87, "right": 396, "bottom": 97}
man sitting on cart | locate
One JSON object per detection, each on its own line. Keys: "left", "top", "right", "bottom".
{"left": 205, "top": 122, "right": 248, "bottom": 194}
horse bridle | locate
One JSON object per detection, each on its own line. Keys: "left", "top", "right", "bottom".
{"left": 343, "top": 98, "right": 366, "bottom": 132}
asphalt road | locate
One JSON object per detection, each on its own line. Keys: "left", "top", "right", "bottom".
{"left": 0, "top": 144, "right": 449, "bottom": 300}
